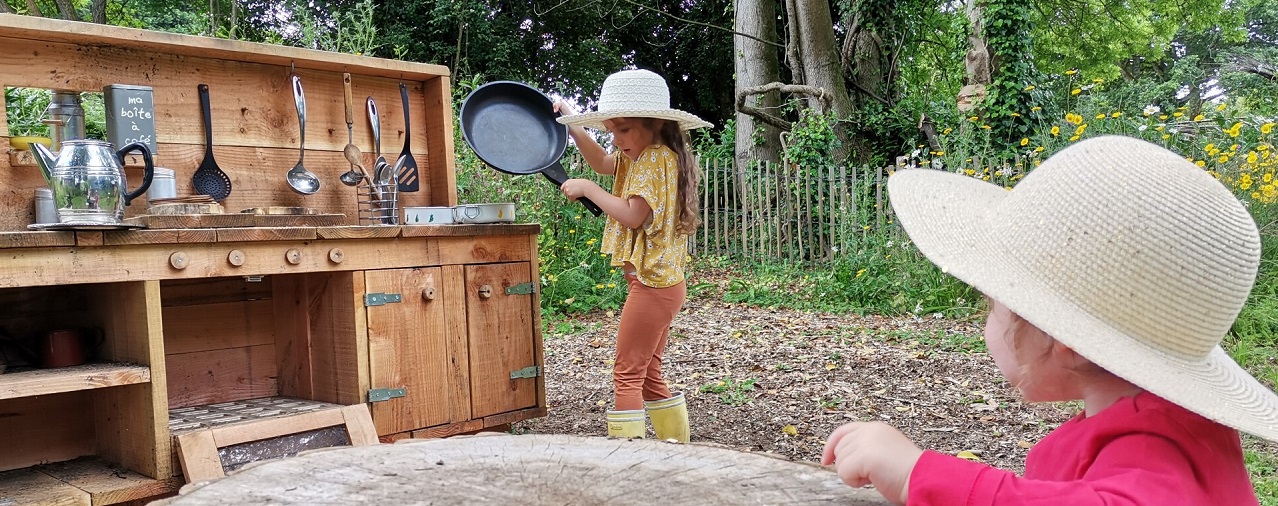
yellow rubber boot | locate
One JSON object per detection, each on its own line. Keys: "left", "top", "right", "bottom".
{"left": 645, "top": 392, "right": 689, "bottom": 443}
{"left": 606, "top": 409, "right": 646, "bottom": 439}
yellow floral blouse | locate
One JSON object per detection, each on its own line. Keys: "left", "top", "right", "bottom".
{"left": 600, "top": 145, "right": 689, "bottom": 288}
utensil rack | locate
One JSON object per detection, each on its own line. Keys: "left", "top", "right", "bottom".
{"left": 357, "top": 181, "right": 399, "bottom": 225}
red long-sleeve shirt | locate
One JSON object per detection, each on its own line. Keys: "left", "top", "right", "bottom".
{"left": 908, "top": 392, "right": 1258, "bottom": 505}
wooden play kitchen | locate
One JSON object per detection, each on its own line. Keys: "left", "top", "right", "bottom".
{"left": 0, "top": 15, "right": 545, "bottom": 505}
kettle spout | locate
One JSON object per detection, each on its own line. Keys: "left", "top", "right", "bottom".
{"left": 31, "top": 142, "right": 55, "bottom": 185}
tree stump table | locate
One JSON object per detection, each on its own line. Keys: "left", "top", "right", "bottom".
{"left": 155, "top": 433, "right": 890, "bottom": 505}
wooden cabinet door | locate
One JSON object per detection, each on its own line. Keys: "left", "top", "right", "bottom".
{"left": 465, "top": 262, "right": 538, "bottom": 418}
{"left": 364, "top": 267, "right": 451, "bottom": 434}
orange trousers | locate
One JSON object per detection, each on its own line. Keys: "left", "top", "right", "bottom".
{"left": 613, "top": 271, "right": 686, "bottom": 411}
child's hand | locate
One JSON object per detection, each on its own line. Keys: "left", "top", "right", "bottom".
{"left": 821, "top": 421, "right": 923, "bottom": 505}
{"left": 553, "top": 99, "right": 578, "bottom": 117}
{"left": 560, "top": 178, "right": 599, "bottom": 201}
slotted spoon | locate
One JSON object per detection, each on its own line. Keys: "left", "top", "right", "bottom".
{"left": 191, "top": 84, "right": 232, "bottom": 201}
{"left": 396, "top": 83, "right": 420, "bottom": 192}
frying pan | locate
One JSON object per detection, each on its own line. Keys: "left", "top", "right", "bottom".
{"left": 459, "top": 81, "right": 603, "bottom": 216}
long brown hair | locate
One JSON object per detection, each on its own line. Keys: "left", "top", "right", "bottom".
{"left": 649, "top": 118, "right": 701, "bottom": 235}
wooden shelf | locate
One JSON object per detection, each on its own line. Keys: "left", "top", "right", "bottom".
{"left": 0, "top": 457, "right": 181, "bottom": 506}
{"left": 0, "top": 362, "right": 150, "bottom": 400}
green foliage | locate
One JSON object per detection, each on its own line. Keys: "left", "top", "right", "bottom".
{"left": 291, "top": 0, "right": 380, "bottom": 55}
{"left": 784, "top": 109, "right": 842, "bottom": 168}
{"left": 979, "top": 0, "right": 1039, "bottom": 151}
{"left": 4, "top": 87, "right": 51, "bottom": 137}
{"left": 1247, "top": 446, "right": 1278, "bottom": 506}
{"left": 698, "top": 376, "right": 757, "bottom": 405}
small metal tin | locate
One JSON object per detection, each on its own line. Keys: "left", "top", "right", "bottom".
{"left": 34, "top": 187, "right": 57, "bottom": 224}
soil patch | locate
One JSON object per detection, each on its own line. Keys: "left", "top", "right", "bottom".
{"left": 515, "top": 295, "right": 1074, "bottom": 473}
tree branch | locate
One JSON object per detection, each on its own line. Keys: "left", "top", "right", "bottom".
{"left": 736, "top": 82, "right": 835, "bottom": 130}
{"left": 618, "top": 0, "right": 784, "bottom": 48}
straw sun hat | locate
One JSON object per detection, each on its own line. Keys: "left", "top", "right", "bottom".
{"left": 888, "top": 135, "right": 1278, "bottom": 441}
{"left": 556, "top": 69, "right": 712, "bottom": 131}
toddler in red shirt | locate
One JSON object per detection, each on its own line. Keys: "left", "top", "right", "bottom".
{"left": 823, "top": 136, "right": 1275, "bottom": 505}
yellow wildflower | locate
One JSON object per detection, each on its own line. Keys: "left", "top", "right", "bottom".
{"left": 1069, "top": 135, "right": 1081, "bottom": 141}
{"left": 1011, "top": 112, "right": 1021, "bottom": 117}
{"left": 1024, "top": 85, "right": 1036, "bottom": 91}
{"left": 1219, "top": 155, "right": 1230, "bottom": 163}
{"left": 1110, "top": 112, "right": 1122, "bottom": 118}
{"left": 1071, "top": 88, "right": 1081, "bottom": 95}
{"left": 1051, "top": 125, "right": 1061, "bottom": 136}
{"left": 1193, "top": 114, "right": 1205, "bottom": 121}
{"left": 1066, "top": 69, "right": 1078, "bottom": 75}
{"left": 1031, "top": 106, "right": 1042, "bottom": 112}
{"left": 1035, "top": 146, "right": 1045, "bottom": 153}
{"left": 1173, "top": 112, "right": 1184, "bottom": 118}
{"left": 1216, "top": 103, "right": 1227, "bottom": 111}
{"left": 1020, "top": 138, "right": 1030, "bottom": 146}
{"left": 1095, "top": 113, "right": 1106, "bottom": 120}
{"left": 942, "top": 128, "right": 953, "bottom": 135}
{"left": 1092, "top": 78, "right": 1104, "bottom": 84}
{"left": 1160, "top": 115, "right": 1169, "bottom": 120}
{"left": 595, "top": 284, "right": 604, "bottom": 289}
{"left": 856, "top": 269, "right": 866, "bottom": 278}
{"left": 969, "top": 116, "right": 979, "bottom": 122}
{"left": 1162, "top": 134, "right": 1171, "bottom": 140}
{"left": 1262, "top": 123, "right": 1275, "bottom": 134}
{"left": 1205, "top": 143, "right": 1216, "bottom": 152}
{"left": 981, "top": 125, "right": 991, "bottom": 130}
{"left": 1195, "top": 160, "right": 1206, "bottom": 167}
{"left": 1248, "top": 152, "right": 1259, "bottom": 165}
{"left": 1264, "top": 173, "right": 1273, "bottom": 182}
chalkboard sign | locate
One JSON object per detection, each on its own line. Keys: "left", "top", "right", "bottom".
{"left": 103, "top": 84, "right": 157, "bottom": 154}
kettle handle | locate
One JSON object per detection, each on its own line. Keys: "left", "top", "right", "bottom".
{"left": 117, "top": 142, "right": 155, "bottom": 206}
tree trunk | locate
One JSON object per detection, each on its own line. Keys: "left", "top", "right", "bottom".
{"left": 792, "top": 0, "right": 854, "bottom": 162}
{"left": 0, "top": 2, "right": 14, "bottom": 14}
{"left": 91, "top": 0, "right": 106, "bottom": 23}
{"left": 52, "top": 0, "right": 76, "bottom": 20}
{"left": 734, "top": 0, "right": 784, "bottom": 173}
{"left": 961, "top": 0, "right": 992, "bottom": 113}
{"left": 24, "top": 0, "right": 42, "bottom": 17}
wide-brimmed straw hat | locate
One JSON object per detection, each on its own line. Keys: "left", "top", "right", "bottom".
{"left": 888, "top": 135, "right": 1277, "bottom": 441}
{"left": 556, "top": 69, "right": 712, "bottom": 131}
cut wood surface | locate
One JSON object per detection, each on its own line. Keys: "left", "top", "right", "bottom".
{"left": 0, "top": 362, "right": 151, "bottom": 400}
{"left": 158, "top": 434, "right": 890, "bottom": 505}
{"left": 0, "top": 468, "right": 89, "bottom": 506}
{"left": 364, "top": 267, "right": 451, "bottom": 434}
{"left": 0, "top": 231, "right": 75, "bottom": 248}
{"left": 466, "top": 263, "right": 538, "bottom": 418}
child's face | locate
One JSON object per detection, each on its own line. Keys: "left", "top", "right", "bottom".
{"left": 984, "top": 300, "right": 1078, "bottom": 402}
{"left": 603, "top": 118, "right": 657, "bottom": 160}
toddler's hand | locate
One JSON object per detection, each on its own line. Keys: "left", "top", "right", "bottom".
{"left": 821, "top": 421, "right": 923, "bottom": 505}
{"left": 553, "top": 99, "right": 578, "bottom": 117}
{"left": 560, "top": 178, "right": 596, "bottom": 201}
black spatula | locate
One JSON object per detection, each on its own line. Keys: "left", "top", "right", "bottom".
{"left": 191, "top": 84, "right": 232, "bottom": 201}
{"left": 396, "top": 83, "right": 420, "bottom": 192}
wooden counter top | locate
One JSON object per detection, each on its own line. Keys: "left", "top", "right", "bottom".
{"left": 0, "top": 224, "right": 541, "bottom": 249}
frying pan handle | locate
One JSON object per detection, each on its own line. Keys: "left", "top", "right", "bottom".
{"left": 540, "top": 164, "right": 603, "bottom": 217}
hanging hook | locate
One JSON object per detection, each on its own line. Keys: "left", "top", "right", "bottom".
{"left": 290, "top": 61, "right": 296, "bottom": 76}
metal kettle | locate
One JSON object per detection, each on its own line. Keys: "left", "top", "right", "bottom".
{"left": 32, "top": 140, "right": 155, "bottom": 225}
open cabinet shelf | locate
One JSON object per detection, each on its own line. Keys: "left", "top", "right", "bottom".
{"left": 0, "top": 457, "right": 180, "bottom": 506}
{"left": 0, "top": 362, "right": 150, "bottom": 400}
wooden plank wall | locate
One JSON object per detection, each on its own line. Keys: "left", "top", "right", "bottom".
{"left": 0, "top": 16, "right": 457, "bottom": 232}
{"left": 0, "top": 392, "right": 96, "bottom": 472}
{"left": 161, "top": 277, "right": 278, "bottom": 408}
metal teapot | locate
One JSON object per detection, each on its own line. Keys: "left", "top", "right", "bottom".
{"left": 32, "top": 140, "right": 154, "bottom": 225}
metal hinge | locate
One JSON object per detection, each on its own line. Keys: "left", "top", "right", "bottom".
{"left": 505, "top": 282, "right": 536, "bottom": 295}
{"left": 510, "top": 366, "right": 541, "bottom": 379}
{"left": 364, "top": 292, "right": 403, "bottom": 306}
{"left": 368, "top": 388, "right": 407, "bottom": 402}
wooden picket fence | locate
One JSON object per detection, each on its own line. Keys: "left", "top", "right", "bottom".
{"left": 562, "top": 153, "right": 1028, "bottom": 264}
{"left": 688, "top": 159, "right": 895, "bottom": 262}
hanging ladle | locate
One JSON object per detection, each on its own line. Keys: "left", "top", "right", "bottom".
{"left": 338, "top": 73, "right": 365, "bottom": 187}
{"left": 286, "top": 74, "right": 320, "bottom": 195}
